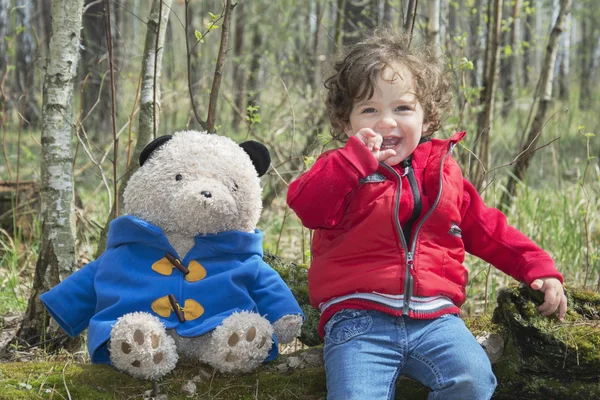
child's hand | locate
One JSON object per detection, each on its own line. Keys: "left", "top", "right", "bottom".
{"left": 530, "top": 277, "right": 567, "bottom": 321}
{"left": 354, "top": 128, "right": 396, "bottom": 163}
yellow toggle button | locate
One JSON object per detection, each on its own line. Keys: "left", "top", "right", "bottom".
{"left": 186, "top": 260, "right": 207, "bottom": 282}
{"left": 151, "top": 258, "right": 174, "bottom": 276}
{"left": 151, "top": 295, "right": 172, "bottom": 318}
{"left": 150, "top": 296, "right": 204, "bottom": 321}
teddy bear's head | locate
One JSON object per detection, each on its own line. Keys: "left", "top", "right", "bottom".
{"left": 123, "top": 131, "right": 270, "bottom": 237}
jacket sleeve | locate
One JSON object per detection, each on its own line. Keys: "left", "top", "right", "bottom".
{"left": 40, "top": 259, "right": 99, "bottom": 337}
{"left": 251, "top": 260, "right": 304, "bottom": 324}
{"left": 459, "top": 178, "right": 563, "bottom": 285}
{"left": 286, "top": 136, "right": 379, "bottom": 229}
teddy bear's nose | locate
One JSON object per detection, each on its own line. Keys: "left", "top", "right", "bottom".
{"left": 200, "top": 191, "right": 212, "bottom": 198}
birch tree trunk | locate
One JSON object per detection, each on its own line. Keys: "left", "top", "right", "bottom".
{"left": 426, "top": 0, "right": 440, "bottom": 47}
{"left": 94, "top": 0, "right": 172, "bottom": 258}
{"left": 16, "top": 0, "right": 84, "bottom": 346}
{"left": 469, "top": 0, "right": 503, "bottom": 189}
{"left": 501, "top": 0, "right": 573, "bottom": 209}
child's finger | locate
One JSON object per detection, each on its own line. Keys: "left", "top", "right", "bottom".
{"left": 557, "top": 295, "right": 568, "bottom": 321}
{"left": 378, "top": 149, "right": 396, "bottom": 162}
{"left": 372, "top": 134, "right": 383, "bottom": 152}
{"left": 538, "top": 289, "right": 561, "bottom": 315}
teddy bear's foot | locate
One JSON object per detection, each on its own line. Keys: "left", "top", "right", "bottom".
{"left": 109, "top": 312, "right": 178, "bottom": 380}
{"left": 202, "top": 311, "right": 274, "bottom": 373}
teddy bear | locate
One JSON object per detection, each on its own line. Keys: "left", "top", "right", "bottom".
{"left": 40, "top": 131, "right": 303, "bottom": 380}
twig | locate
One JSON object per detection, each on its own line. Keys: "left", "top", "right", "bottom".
{"left": 75, "top": 124, "right": 113, "bottom": 213}
{"left": 276, "top": 207, "right": 290, "bottom": 256}
{"left": 207, "top": 0, "right": 236, "bottom": 133}
{"left": 275, "top": 75, "right": 296, "bottom": 155}
{"left": 79, "top": 70, "right": 109, "bottom": 125}
{"left": 104, "top": 0, "right": 120, "bottom": 217}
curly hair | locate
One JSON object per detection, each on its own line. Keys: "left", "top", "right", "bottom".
{"left": 324, "top": 29, "right": 453, "bottom": 139}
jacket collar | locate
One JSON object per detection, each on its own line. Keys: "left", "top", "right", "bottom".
{"left": 106, "top": 215, "right": 264, "bottom": 258}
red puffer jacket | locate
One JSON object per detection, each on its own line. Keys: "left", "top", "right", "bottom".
{"left": 287, "top": 132, "right": 563, "bottom": 333}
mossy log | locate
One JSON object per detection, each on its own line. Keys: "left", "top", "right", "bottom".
{"left": 0, "top": 255, "right": 598, "bottom": 399}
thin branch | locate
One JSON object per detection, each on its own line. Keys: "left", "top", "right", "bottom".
{"left": 79, "top": 70, "right": 109, "bottom": 125}
{"left": 206, "top": 0, "right": 236, "bottom": 133}
{"left": 404, "top": 0, "right": 418, "bottom": 43}
{"left": 275, "top": 75, "right": 296, "bottom": 156}
{"left": 104, "top": 0, "right": 119, "bottom": 217}
{"left": 83, "top": 0, "right": 103, "bottom": 14}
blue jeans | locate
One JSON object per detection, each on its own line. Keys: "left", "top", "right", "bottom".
{"left": 323, "top": 309, "right": 497, "bottom": 400}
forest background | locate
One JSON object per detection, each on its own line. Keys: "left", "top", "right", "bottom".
{"left": 0, "top": 0, "right": 598, "bottom": 362}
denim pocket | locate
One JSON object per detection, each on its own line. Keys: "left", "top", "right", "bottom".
{"left": 324, "top": 309, "right": 372, "bottom": 345}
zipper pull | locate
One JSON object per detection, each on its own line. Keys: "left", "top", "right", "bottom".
{"left": 401, "top": 158, "right": 412, "bottom": 177}
{"left": 407, "top": 252, "right": 415, "bottom": 271}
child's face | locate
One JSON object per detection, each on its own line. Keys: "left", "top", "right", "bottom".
{"left": 344, "top": 63, "right": 430, "bottom": 166}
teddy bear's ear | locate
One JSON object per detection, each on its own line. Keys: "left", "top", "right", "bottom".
{"left": 239, "top": 141, "right": 271, "bottom": 177}
{"left": 139, "top": 135, "right": 173, "bottom": 166}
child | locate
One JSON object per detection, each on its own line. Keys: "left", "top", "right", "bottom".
{"left": 286, "top": 30, "right": 567, "bottom": 400}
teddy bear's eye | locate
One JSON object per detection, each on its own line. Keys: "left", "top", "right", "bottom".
{"left": 232, "top": 182, "right": 239, "bottom": 191}
{"left": 175, "top": 174, "right": 183, "bottom": 181}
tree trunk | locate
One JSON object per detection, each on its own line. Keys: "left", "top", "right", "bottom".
{"left": 81, "top": 0, "right": 111, "bottom": 137}
{"left": 16, "top": 0, "right": 84, "bottom": 347}
{"left": 501, "top": 0, "right": 573, "bottom": 209}
{"left": 232, "top": 2, "right": 245, "bottom": 129}
{"left": 313, "top": 0, "right": 326, "bottom": 89}
{"left": 578, "top": 17, "right": 594, "bottom": 111}
{"left": 382, "top": 0, "right": 395, "bottom": 28}
{"left": 95, "top": 0, "right": 172, "bottom": 258}
{"left": 246, "top": 24, "right": 263, "bottom": 114}
{"left": 0, "top": 0, "right": 8, "bottom": 102}
{"left": 468, "top": 0, "right": 485, "bottom": 89}
{"left": 470, "top": 0, "right": 503, "bottom": 189}
{"left": 333, "top": 0, "right": 345, "bottom": 48}
{"left": 426, "top": 0, "right": 440, "bottom": 47}
{"left": 522, "top": 2, "right": 534, "bottom": 87}
{"left": 342, "top": 0, "right": 376, "bottom": 46}
{"left": 15, "top": 0, "right": 38, "bottom": 127}
{"left": 501, "top": 0, "right": 519, "bottom": 119}
{"left": 556, "top": 10, "right": 571, "bottom": 101}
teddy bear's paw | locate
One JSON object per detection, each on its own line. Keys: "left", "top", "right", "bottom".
{"left": 109, "top": 312, "right": 178, "bottom": 380}
{"left": 203, "top": 311, "right": 274, "bottom": 373}
{"left": 273, "top": 314, "right": 303, "bottom": 344}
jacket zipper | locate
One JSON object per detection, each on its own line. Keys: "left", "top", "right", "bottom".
{"left": 401, "top": 157, "right": 422, "bottom": 245}
{"left": 381, "top": 143, "right": 457, "bottom": 315}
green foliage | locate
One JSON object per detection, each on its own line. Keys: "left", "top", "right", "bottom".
{"left": 246, "top": 105, "right": 262, "bottom": 126}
